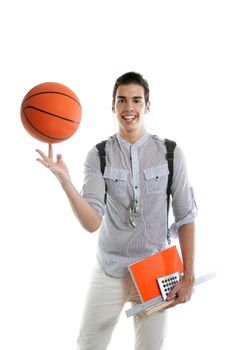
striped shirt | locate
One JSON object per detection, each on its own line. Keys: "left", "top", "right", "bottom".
{"left": 82, "top": 132, "right": 197, "bottom": 278}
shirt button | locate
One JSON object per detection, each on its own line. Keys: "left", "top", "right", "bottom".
{"left": 135, "top": 186, "right": 138, "bottom": 189}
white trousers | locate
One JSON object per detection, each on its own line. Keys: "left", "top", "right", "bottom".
{"left": 77, "top": 262, "right": 168, "bottom": 350}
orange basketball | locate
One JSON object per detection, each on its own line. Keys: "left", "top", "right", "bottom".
{"left": 20, "top": 82, "right": 82, "bottom": 143}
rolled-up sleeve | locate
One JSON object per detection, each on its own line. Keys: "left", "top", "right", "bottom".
{"left": 82, "top": 147, "right": 106, "bottom": 216}
{"left": 169, "top": 146, "right": 198, "bottom": 238}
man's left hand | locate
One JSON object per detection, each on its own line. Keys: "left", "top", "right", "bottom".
{"left": 165, "top": 276, "right": 194, "bottom": 308}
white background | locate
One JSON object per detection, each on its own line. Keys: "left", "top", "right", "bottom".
{"left": 0, "top": 0, "right": 232, "bottom": 349}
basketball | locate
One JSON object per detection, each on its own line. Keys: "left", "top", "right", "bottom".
{"left": 20, "top": 82, "right": 82, "bottom": 143}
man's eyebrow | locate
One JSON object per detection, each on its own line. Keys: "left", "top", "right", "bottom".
{"left": 116, "top": 96, "right": 126, "bottom": 99}
{"left": 116, "top": 96, "right": 143, "bottom": 99}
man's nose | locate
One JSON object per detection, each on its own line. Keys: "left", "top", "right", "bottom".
{"left": 124, "top": 101, "right": 134, "bottom": 111}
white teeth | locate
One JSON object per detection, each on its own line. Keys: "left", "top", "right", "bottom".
{"left": 123, "top": 115, "right": 135, "bottom": 120}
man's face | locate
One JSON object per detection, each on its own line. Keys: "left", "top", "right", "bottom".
{"left": 114, "top": 84, "right": 148, "bottom": 136}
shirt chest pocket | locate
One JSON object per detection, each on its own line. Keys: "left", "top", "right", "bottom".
{"left": 143, "top": 164, "right": 169, "bottom": 194}
{"left": 103, "top": 167, "right": 128, "bottom": 197}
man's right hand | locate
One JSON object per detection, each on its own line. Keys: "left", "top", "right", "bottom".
{"left": 36, "top": 144, "right": 71, "bottom": 186}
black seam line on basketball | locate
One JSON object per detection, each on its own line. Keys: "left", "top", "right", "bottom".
{"left": 24, "top": 91, "right": 80, "bottom": 105}
{"left": 23, "top": 106, "right": 80, "bottom": 125}
{"left": 23, "top": 110, "right": 68, "bottom": 141}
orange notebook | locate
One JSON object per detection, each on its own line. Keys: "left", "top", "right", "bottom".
{"left": 128, "top": 246, "right": 183, "bottom": 302}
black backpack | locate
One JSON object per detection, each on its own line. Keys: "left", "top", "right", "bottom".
{"left": 96, "top": 138, "right": 176, "bottom": 243}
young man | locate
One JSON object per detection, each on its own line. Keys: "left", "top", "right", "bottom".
{"left": 36, "top": 72, "right": 197, "bottom": 350}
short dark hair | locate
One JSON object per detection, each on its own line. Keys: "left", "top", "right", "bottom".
{"left": 112, "top": 71, "right": 150, "bottom": 106}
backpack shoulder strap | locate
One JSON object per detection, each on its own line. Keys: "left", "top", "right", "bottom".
{"left": 96, "top": 140, "right": 107, "bottom": 175}
{"left": 165, "top": 138, "right": 176, "bottom": 243}
{"left": 96, "top": 140, "right": 107, "bottom": 203}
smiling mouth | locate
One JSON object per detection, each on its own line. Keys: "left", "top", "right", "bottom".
{"left": 122, "top": 115, "right": 136, "bottom": 121}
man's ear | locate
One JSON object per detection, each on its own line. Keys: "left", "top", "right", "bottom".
{"left": 112, "top": 99, "right": 115, "bottom": 113}
{"left": 145, "top": 102, "right": 150, "bottom": 112}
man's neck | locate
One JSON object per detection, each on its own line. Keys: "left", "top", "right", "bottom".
{"left": 119, "top": 128, "right": 146, "bottom": 144}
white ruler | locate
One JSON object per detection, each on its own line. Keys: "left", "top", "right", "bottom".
{"left": 125, "top": 271, "right": 216, "bottom": 318}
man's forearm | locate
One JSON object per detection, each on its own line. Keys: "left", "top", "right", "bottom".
{"left": 62, "top": 180, "right": 102, "bottom": 233}
{"left": 178, "top": 221, "right": 195, "bottom": 282}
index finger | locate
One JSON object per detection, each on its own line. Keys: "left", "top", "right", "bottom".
{"left": 166, "top": 282, "right": 180, "bottom": 301}
{"left": 48, "top": 144, "right": 53, "bottom": 160}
